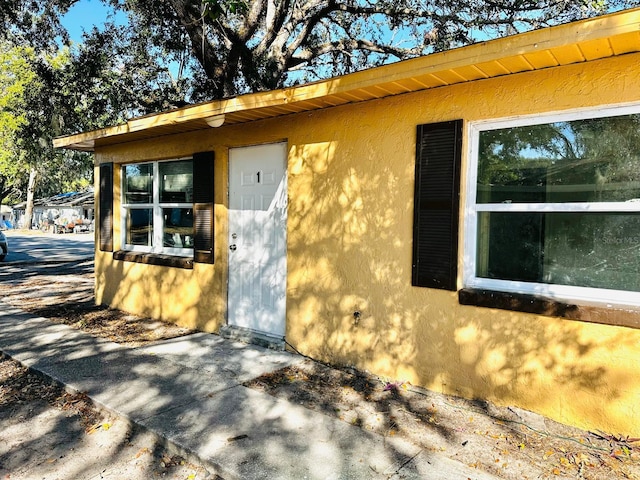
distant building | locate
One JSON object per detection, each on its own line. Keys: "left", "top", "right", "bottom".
{"left": 0, "top": 204, "right": 14, "bottom": 228}
{"left": 13, "top": 190, "right": 94, "bottom": 232}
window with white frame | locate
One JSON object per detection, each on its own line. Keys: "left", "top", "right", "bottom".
{"left": 122, "top": 159, "right": 194, "bottom": 257}
{"left": 465, "top": 106, "right": 640, "bottom": 307}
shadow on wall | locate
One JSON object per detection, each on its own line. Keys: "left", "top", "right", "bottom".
{"left": 284, "top": 125, "right": 638, "bottom": 434}
{"left": 96, "top": 250, "right": 224, "bottom": 333}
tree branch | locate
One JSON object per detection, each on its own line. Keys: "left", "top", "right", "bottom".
{"left": 293, "top": 37, "right": 418, "bottom": 64}
{"left": 166, "top": 0, "right": 223, "bottom": 80}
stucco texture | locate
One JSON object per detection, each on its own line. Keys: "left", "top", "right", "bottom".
{"left": 95, "top": 53, "right": 640, "bottom": 436}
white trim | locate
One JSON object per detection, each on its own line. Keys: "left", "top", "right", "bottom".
{"left": 464, "top": 103, "right": 640, "bottom": 308}
{"left": 465, "top": 277, "right": 640, "bottom": 308}
{"left": 471, "top": 100, "right": 640, "bottom": 132}
{"left": 463, "top": 120, "right": 480, "bottom": 290}
{"left": 120, "top": 158, "right": 194, "bottom": 257}
{"left": 475, "top": 202, "right": 640, "bottom": 212}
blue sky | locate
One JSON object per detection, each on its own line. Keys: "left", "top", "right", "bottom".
{"left": 61, "top": 0, "right": 127, "bottom": 42}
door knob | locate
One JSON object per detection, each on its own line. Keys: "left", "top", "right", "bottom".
{"left": 229, "top": 244, "right": 237, "bottom": 251}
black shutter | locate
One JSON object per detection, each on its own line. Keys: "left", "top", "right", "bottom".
{"left": 412, "top": 120, "right": 462, "bottom": 290}
{"left": 98, "top": 162, "right": 113, "bottom": 252}
{"left": 193, "top": 151, "right": 215, "bottom": 264}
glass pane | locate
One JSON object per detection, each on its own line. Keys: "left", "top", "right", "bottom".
{"left": 477, "top": 114, "right": 640, "bottom": 203}
{"left": 160, "top": 160, "right": 193, "bottom": 203}
{"left": 126, "top": 208, "right": 153, "bottom": 246}
{"left": 477, "top": 212, "right": 640, "bottom": 292}
{"left": 162, "top": 208, "right": 194, "bottom": 248}
{"left": 124, "top": 164, "right": 153, "bottom": 204}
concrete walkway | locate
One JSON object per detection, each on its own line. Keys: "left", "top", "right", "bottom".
{"left": 0, "top": 302, "right": 499, "bottom": 480}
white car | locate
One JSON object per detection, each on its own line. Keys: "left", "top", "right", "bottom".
{"left": 0, "top": 230, "right": 7, "bottom": 261}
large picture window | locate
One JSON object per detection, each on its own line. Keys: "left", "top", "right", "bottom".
{"left": 122, "top": 159, "right": 194, "bottom": 257}
{"left": 466, "top": 106, "right": 640, "bottom": 307}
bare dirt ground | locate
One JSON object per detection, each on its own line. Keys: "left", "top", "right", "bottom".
{"left": 2, "top": 260, "right": 640, "bottom": 479}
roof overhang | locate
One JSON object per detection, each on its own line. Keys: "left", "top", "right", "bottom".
{"left": 54, "top": 8, "right": 640, "bottom": 152}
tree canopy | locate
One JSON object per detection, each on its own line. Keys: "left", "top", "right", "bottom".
{"left": 0, "top": 1, "right": 190, "bottom": 207}
{"left": 0, "top": 43, "right": 36, "bottom": 202}
{"left": 111, "top": 0, "right": 637, "bottom": 99}
{"left": 0, "top": 0, "right": 637, "bottom": 210}
{"left": 2, "top": 0, "right": 637, "bottom": 104}
{"left": 0, "top": 40, "right": 96, "bottom": 206}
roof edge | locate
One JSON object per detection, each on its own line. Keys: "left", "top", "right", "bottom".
{"left": 54, "top": 7, "right": 640, "bottom": 152}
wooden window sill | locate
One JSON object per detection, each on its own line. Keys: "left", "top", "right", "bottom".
{"left": 113, "top": 250, "right": 193, "bottom": 269}
{"left": 459, "top": 288, "right": 640, "bottom": 329}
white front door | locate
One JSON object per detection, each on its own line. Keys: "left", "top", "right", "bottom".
{"left": 228, "top": 143, "right": 287, "bottom": 337}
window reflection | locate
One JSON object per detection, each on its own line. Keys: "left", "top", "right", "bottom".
{"left": 126, "top": 208, "right": 153, "bottom": 246}
{"left": 163, "top": 208, "right": 194, "bottom": 248}
{"left": 124, "top": 164, "right": 153, "bottom": 204}
{"left": 478, "top": 115, "right": 640, "bottom": 204}
{"left": 476, "top": 212, "right": 640, "bottom": 292}
{"left": 160, "top": 160, "right": 193, "bottom": 202}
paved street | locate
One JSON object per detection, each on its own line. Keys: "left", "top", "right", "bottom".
{"left": 1, "top": 230, "right": 94, "bottom": 263}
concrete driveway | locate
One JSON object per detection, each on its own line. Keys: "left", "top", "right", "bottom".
{"left": 0, "top": 230, "right": 95, "bottom": 264}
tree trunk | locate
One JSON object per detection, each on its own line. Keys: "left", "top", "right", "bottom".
{"left": 23, "top": 168, "right": 38, "bottom": 230}
{"left": 0, "top": 175, "right": 11, "bottom": 205}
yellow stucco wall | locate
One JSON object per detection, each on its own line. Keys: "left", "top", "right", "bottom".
{"left": 95, "top": 52, "right": 640, "bottom": 436}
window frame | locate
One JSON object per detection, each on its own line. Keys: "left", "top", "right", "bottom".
{"left": 121, "top": 157, "right": 194, "bottom": 258}
{"left": 464, "top": 103, "right": 640, "bottom": 308}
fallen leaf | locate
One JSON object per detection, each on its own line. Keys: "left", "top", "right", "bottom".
{"left": 135, "top": 447, "right": 151, "bottom": 459}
